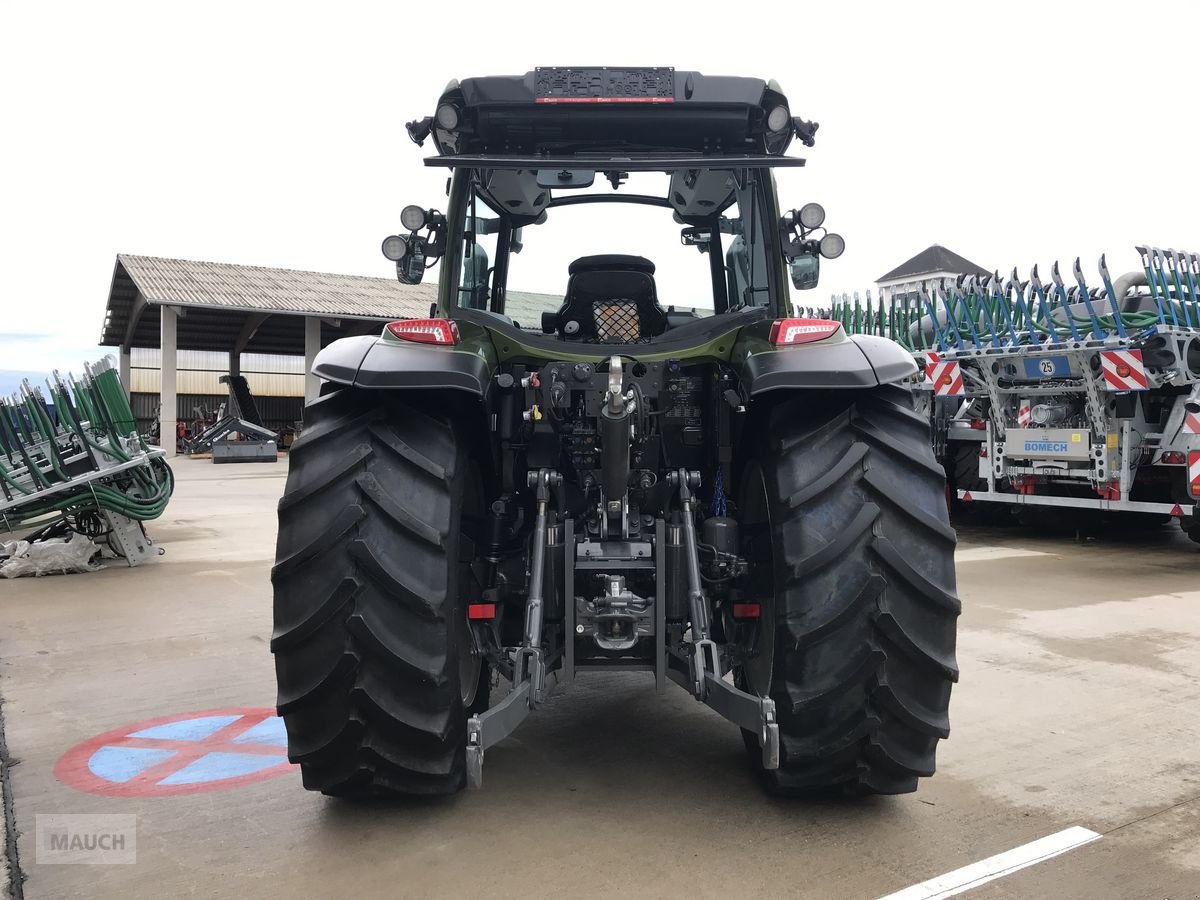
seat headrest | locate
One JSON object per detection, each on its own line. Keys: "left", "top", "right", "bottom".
{"left": 568, "top": 254, "right": 656, "bottom": 276}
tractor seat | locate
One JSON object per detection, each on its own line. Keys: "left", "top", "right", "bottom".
{"left": 542, "top": 255, "right": 667, "bottom": 342}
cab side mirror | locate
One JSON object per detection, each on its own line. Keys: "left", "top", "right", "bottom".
{"left": 381, "top": 234, "right": 428, "bottom": 285}
{"left": 790, "top": 253, "right": 820, "bottom": 290}
{"left": 781, "top": 202, "right": 845, "bottom": 291}
{"left": 680, "top": 226, "right": 711, "bottom": 254}
{"left": 381, "top": 204, "right": 448, "bottom": 285}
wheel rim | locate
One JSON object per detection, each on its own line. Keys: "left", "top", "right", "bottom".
{"left": 738, "top": 460, "right": 776, "bottom": 697}
{"left": 456, "top": 470, "right": 484, "bottom": 707}
{"left": 455, "top": 608, "right": 481, "bottom": 707}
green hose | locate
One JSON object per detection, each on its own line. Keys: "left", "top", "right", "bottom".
{"left": 0, "top": 359, "right": 174, "bottom": 532}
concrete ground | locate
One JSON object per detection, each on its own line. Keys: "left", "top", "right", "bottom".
{"left": 1, "top": 457, "right": 1199, "bottom": 899}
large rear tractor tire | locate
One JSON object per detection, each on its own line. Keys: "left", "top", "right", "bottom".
{"left": 271, "top": 388, "right": 487, "bottom": 796}
{"left": 736, "top": 384, "right": 960, "bottom": 796}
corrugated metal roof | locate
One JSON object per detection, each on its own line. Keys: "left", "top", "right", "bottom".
{"left": 131, "top": 347, "right": 309, "bottom": 374}
{"left": 117, "top": 254, "right": 436, "bottom": 320}
{"left": 102, "top": 254, "right": 565, "bottom": 351}
{"left": 130, "top": 367, "right": 304, "bottom": 397}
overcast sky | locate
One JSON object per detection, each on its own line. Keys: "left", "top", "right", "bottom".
{"left": 2, "top": 0, "right": 1198, "bottom": 386}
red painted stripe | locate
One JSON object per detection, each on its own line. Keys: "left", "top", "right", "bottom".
{"left": 1101, "top": 350, "right": 1148, "bottom": 390}
{"left": 933, "top": 361, "right": 964, "bottom": 396}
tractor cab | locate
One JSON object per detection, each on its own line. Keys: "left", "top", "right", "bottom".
{"left": 380, "top": 68, "right": 844, "bottom": 346}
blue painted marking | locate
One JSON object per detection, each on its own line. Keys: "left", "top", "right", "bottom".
{"left": 158, "top": 751, "right": 288, "bottom": 785}
{"left": 232, "top": 716, "right": 287, "bottom": 748}
{"left": 88, "top": 746, "right": 176, "bottom": 783}
{"left": 1025, "top": 441, "right": 1069, "bottom": 453}
{"left": 1022, "top": 356, "right": 1071, "bottom": 379}
{"left": 128, "top": 714, "right": 241, "bottom": 742}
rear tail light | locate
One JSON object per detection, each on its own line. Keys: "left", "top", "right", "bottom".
{"left": 768, "top": 318, "right": 841, "bottom": 346}
{"left": 969, "top": 419, "right": 988, "bottom": 430}
{"left": 1161, "top": 451, "right": 1185, "bottom": 465}
{"left": 386, "top": 318, "right": 460, "bottom": 345}
{"left": 467, "top": 603, "right": 496, "bottom": 620}
{"left": 732, "top": 603, "right": 761, "bottom": 619}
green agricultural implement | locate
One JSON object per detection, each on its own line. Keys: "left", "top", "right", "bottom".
{"left": 271, "top": 68, "right": 960, "bottom": 797}
{"left": 0, "top": 356, "right": 173, "bottom": 565}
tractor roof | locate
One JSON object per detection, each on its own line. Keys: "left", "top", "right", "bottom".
{"left": 407, "top": 68, "right": 816, "bottom": 161}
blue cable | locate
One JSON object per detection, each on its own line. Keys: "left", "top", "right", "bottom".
{"left": 711, "top": 468, "right": 728, "bottom": 517}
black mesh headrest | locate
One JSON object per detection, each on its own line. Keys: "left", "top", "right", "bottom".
{"left": 568, "top": 254, "right": 655, "bottom": 275}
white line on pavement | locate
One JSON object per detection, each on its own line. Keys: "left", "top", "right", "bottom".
{"left": 955, "top": 547, "right": 1049, "bottom": 563}
{"left": 877, "top": 826, "right": 1102, "bottom": 900}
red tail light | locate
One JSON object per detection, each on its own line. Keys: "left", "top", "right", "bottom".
{"left": 467, "top": 603, "right": 496, "bottom": 620}
{"left": 768, "top": 318, "right": 841, "bottom": 346}
{"left": 1161, "top": 451, "right": 1185, "bottom": 465}
{"left": 386, "top": 318, "right": 460, "bottom": 345}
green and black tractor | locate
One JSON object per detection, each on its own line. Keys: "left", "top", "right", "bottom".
{"left": 271, "top": 68, "right": 959, "bottom": 797}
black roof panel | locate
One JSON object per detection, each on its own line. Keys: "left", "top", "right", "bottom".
{"left": 877, "top": 245, "right": 990, "bottom": 283}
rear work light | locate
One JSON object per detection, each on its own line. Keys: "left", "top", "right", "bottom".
{"left": 386, "top": 318, "right": 460, "bottom": 345}
{"left": 768, "top": 318, "right": 842, "bottom": 346}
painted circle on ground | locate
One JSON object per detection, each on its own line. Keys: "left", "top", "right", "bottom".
{"left": 55, "top": 707, "right": 296, "bottom": 797}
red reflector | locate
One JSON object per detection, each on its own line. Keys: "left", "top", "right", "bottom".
{"left": 732, "top": 603, "right": 761, "bottom": 618}
{"left": 962, "top": 491, "right": 973, "bottom": 502}
{"left": 1116, "top": 364, "right": 1132, "bottom": 378}
{"left": 467, "top": 603, "right": 495, "bottom": 620}
{"left": 1161, "top": 451, "right": 1186, "bottom": 465}
{"left": 1170, "top": 504, "right": 1184, "bottom": 517}
{"left": 768, "top": 318, "right": 841, "bottom": 346}
{"left": 386, "top": 318, "right": 460, "bottom": 345}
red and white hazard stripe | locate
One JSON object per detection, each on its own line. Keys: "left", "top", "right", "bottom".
{"left": 925, "top": 353, "right": 964, "bottom": 397}
{"left": 1184, "top": 411, "right": 1200, "bottom": 435}
{"left": 1190, "top": 452, "right": 1200, "bottom": 497}
{"left": 1099, "top": 349, "right": 1148, "bottom": 392}
{"left": 1018, "top": 399, "right": 1032, "bottom": 427}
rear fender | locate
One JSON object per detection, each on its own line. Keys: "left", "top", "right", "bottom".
{"left": 738, "top": 333, "right": 917, "bottom": 395}
{"left": 312, "top": 334, "right": 494, "bottom": 397}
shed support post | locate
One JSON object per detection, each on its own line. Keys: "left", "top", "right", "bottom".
{"left": 118, "top": 346, "right": 132, "bottom": 399}
{"left": 229, "top": 350, "right": 241, "bottom": 378}
{"left": 304, "top": 317, "right": 321, "bottom": 405}
{"left": 160, "top": 306, "right": 178, "bottom": 456}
